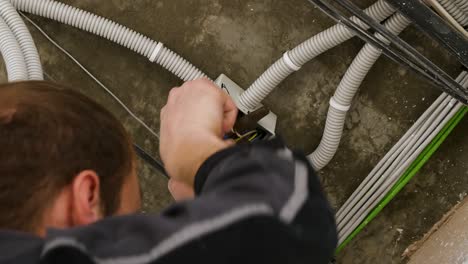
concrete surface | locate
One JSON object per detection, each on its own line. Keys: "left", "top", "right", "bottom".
{"left": 0, "top": 0, "right": 466, "bottom": 263}
{"left": 408, "top": 198, "right": 468, "bottom": 264}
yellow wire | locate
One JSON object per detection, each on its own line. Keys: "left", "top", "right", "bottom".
{"left": 235, "top": 130, "right": 257, "bottom": 142}
{"left": 248, "top": 132, "right": 258, "bottom": 141}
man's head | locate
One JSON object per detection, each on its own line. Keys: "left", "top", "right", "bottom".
{"left": 0, "top": 81, "right": 141, "bottom": 235}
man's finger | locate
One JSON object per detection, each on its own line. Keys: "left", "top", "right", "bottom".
{"left": 167, "top": 87, "right": 180, "bottom": 104}
{"left": 160, "top": 106, "right": 166, "bottom": 121}
{"left": 222, "top": 94, "right": 238, "bottom": 133}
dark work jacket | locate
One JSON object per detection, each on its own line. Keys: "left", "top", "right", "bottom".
{"left": 0, "top": 140, "right": 337, "bottom": 264}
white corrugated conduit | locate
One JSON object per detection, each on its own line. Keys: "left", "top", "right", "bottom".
{"left": 0, "top": 15, "right": 28, "bottom": 80}
{"left": 437, "top": 0, "right": 468, "bottom": 26}
{"left": 8, "top": 0, "right": 207, "bottom": 82}
{"left": 0, "top": 0, "right": 42, "bottom": 79}
{"left": 308, "top": 13, "right": 411, "bottom": 170}
{"left": 453, "top": 0, "right": 468, "bottom": 14}
{"left": 238, "top": 0, "right": 396, "bottom": 110}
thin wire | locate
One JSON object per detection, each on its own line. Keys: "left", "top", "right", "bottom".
{"left": 248, "top": 132, "right": 258, "bottom": 141}
{"left": 20, "top": 12, "right": 160, "bottom": 140}
{"left": 234, "top": 130, "right": 257, "bottom": 142}
{"left": 133, "top": 143, "right": 169, "bottom": 178}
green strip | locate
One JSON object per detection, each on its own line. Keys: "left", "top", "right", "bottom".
{"left": 336, "top": 106, "right": 467, "bottom": 253}
{"left": 388, "top": 108, "right": 467, "bottom": 197}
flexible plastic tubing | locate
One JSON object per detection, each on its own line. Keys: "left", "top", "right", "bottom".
{"left": 0, "top": 16, "right": 28, "bottom": 80}
{"left": 453, "top": 0, "right": 468, "bottom": 14}
{"left": 9, "top": 0, "right": 207, "bottom": 82}
{"left": 0, "top": 0, "right": 42, "bottom": 80}
{"left": 336, "top": 72, "right": 467, "bottom": 219}
{"left": 438, "top": 0, "right": 468, "bottom": 26}
{"left": 337, "top": 105, "right": 468, "bottom": 252}
{"left": 339, "top": 98, "right": 456, "bottom": 242}
{"left": 307, "top": 13, "right": 410, "bottom": 170}
{"left": 238, "top": 0, "right": 395, "bottom": 110}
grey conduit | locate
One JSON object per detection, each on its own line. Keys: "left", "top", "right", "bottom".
{"left": 9, "top": 0, "right": 207, "bottom": 81}
{"left": 338, "top": 99, "right": 465, "bottom": 243}
{"left": 438, "top": 0, "right": 468, "bottom": 26}
{"left": 335, "top": 94, "right": 449, "bottom": 220}
{"left": 0, "top": 0, "right": 42, "bottom": 79}
{"left": 308, "top": 13, "right": 411, "bottom": 170}
{"left": 238, "top": 0, "right": 395, "bottom": 110}
{"left": 337, "top": 73, "right": 466, "bottom": 221}
{"left": 338, "top": 95, "right": 453, "bottom": 230}
{"left": 0, "top": 15, "right": 28, "bottom": 80}
{"left": 336, "top": 72, "right": 468, "bottom": 243}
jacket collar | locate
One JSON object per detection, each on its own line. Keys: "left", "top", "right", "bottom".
{"left": 0, "top": 230, "right": 42, "bottom": 263}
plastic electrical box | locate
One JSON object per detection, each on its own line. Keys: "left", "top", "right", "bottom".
{"left": 215, "top": 74, "right": 277, "bottom": 136}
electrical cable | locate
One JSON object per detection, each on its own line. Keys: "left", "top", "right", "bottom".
{"left": 337, "top": 106, "right": 467, "bottom": 252}
{"left": 336, "top": 95, "right": 456, "bottom": 230}
{"left": 335, "top": 72, "right": 468, "bottom": 248}
{"left": 338, "top": 99, "right": 461, "bottom": 242}
{"left": 337, "top": 90, "right": 460, "bottom": 225}
{"left": 133, "top": 143, "right": 168, "bottom": 179}
{"left": 334, "top": 92, "right": 450, "bottom": 219}
{"left": 234, "top": 130, "right": 257, "bottom": 142}
{"left": 339, "top": 101, "right": 460, "bottom": 241}
{"left": 21, "top": 13, "right": 160, "bottom": 141}
{"left": 336, "top": 72, "right": 468, "bottom": 222}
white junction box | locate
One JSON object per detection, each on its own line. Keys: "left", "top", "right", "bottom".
{"left": 215, "top": 74, "right": 277, "bottom": 135}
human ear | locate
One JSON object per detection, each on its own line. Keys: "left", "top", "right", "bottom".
{"left": 70, "top": 170, "right": 102, "bottom": 226}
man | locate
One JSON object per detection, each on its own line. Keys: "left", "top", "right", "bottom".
{"left": 0, "top": 79, "right": 337, "bottom": 263}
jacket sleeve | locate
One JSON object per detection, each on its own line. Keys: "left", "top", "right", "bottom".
{"left": 41, "top": 140, "right": 337, "bottom": 264}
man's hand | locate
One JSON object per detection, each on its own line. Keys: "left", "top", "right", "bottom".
{"left": 160, "top": 78, "right": 238, "bottom": 200}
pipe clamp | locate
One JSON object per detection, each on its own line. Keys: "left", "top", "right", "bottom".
{"left": 330, "top": 97, "right": 351, "bottom": 112}
{"left": 149, "top": 42, "right": 164, "bottom": 62}
{"left": 283, "top": 51, "right": 301, "bottom": 71}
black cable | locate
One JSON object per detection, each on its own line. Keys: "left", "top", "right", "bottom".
{"left": 332, "top": 0, "right": 466, "bottom": 93}
{"left": 306, "top": 0, "right": 468, "bottom": 105}
{"left": 133, "top": 143, "right": 169, "bottom": 179}
{"left": 384, "top": 0, "right": 468, "bottom": 69}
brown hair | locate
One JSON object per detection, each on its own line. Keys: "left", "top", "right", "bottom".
{"left": 0, "top": 81, "right": 134, "bottom": 232}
